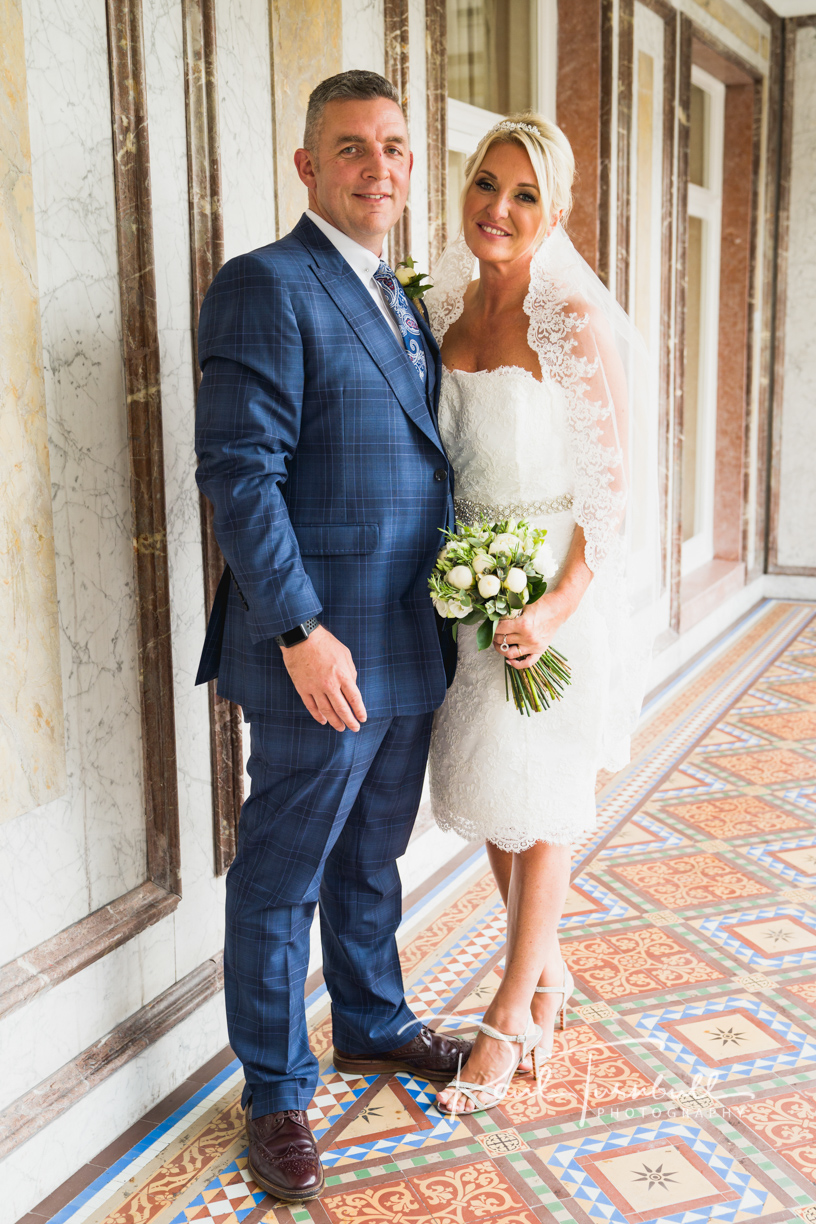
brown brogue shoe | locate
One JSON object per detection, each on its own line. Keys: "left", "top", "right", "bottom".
{"left": 246, "top": 1107, "right": 324, "bottom": 1201}
{"left": 333, "top": 1025, "right": 472, "bottom": 1084}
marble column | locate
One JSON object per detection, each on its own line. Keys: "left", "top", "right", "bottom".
{"left": 0, "top": 0, "right": 66, "bottom": 823}
{"left": 269, "top": 0, "right": 342, "bottom": 238}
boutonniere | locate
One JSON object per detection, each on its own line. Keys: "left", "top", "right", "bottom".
{"left": 395, "top": 255, "right": 433, "bottom": 301}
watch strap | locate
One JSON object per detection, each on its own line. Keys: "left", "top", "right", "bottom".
{"left": 275, "top": 617, "right": 320, "bottom": 648}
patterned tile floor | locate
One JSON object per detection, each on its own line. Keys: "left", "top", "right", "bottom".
{"left": 34, "top": 599, "right": 816, "bottom": 1224}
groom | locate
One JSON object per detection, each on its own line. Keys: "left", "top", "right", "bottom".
{"left": 195, "top": 70, "right": 466, "bottom": 1201}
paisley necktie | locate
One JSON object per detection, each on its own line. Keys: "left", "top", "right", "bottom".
{"left": 373, "top": 262, "right": 427, "bottom": 385}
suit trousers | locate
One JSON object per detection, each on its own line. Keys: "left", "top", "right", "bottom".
{"left": 224, "top": 709, "right": 433, "bottom": 1115}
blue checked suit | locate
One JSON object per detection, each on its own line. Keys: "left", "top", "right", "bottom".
{"left": 194, "top": 215, "right": 456, "bottom": 1115}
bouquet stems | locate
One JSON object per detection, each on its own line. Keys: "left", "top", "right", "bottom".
{"left": 504, "top": 647, "right": 571, "bottom": 716}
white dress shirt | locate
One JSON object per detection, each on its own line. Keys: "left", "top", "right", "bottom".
{"left": 305, "top": 209, "right": 404, "bottom": 346}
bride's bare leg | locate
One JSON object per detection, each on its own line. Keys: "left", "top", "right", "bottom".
{"left": 437, "top": 840, "right": 571, "bottom": 1113}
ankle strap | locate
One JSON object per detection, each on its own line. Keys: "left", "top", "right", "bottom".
{"left": 478, "top": 1020, "right": 529, "bottom": 1045}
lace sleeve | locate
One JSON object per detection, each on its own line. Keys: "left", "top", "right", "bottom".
{"left": 525, "top": 270, "right": 627, "bottom": 574}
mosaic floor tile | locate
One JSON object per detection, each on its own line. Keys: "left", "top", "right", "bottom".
{"left": 736, "top": 1090, "right": 816, "bottom": 1184}
{"left": 743, "top": 711, "right": 816, "bottom": 741}
{"left": 693, "top": 905, "right": 816, "bottom": 968}
{"left": 170, "top": 1158, "right": 266, "bottom": 1224}
{"left": 558, "top": 876, "right": 638, "bottom": 927}
{"left": 609, "top": 853, "right": 771, "bottom": 908}
{"left": 713, "top": 748, "right": 816, "bottom": 785}
{"left": 628, "top": 995, "right": 816, "bottom": 1084}
{"left": 409, "top": 1159, "right": 529, "bottom": 1223}
{"left": 744, "top": 836, "right": 816, "bottom": 887}
{"left": 600, "top": 813, "right": 688, "bottom": 858}
{"left": 40, "top": 603, "right": 816, "bottom": 1224}
{"left": 535, "top": 1120, "right": 784, "bottom": 1224}
{"left": 564, "top": 925, "right": 725, "bottom": 1000}
{"left": 321, "top": 1180, "right": 433, "bottom": 1222}
{"left": 658, "top": 793, "right": 812, "bottom": 838}
{"left": 498, "top": 1024, "right": 655, "bottom": 1125}
{"left": 321, "top": 1075, "right": 469, "bottom": 1167}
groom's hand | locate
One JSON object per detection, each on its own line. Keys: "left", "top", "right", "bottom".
{"left": 280, "top": 626, "right": 367, "bottom": 732}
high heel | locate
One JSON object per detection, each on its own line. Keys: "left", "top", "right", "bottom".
{"left": 436, "top": 1015, "right": 542, "bottom": 1116}
{"left": 531, "top": 962, "right": 575, "bottom": 1081}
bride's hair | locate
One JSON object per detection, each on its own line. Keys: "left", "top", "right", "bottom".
{"left": 460, "top": 113, "right": 575, "bottom": 238}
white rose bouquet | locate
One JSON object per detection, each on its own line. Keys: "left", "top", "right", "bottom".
{"left": 429, "top": 517, "right": 571, "bottom": 716}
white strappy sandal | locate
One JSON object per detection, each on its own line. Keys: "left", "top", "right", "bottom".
{"left": 530, "top": 962, "right": 575, "bottom": 1079}
{"left": 435, "top": 1015, "right": 542, "bottom": 1116}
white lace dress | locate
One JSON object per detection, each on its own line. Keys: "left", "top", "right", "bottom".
{"left": 429, "top": 365, "right": 610, "bottom": 851}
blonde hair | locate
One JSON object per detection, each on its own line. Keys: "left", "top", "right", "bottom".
{"left": 460, "top": 113, "right": 575, "bottom": 237}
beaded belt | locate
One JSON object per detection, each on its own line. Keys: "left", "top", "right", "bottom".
{"left": 454, "top": 494, "right": 574, "bottom": 525}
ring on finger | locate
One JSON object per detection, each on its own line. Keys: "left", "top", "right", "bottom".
{"left": 500, "top": 634, "right": 509, "bottom": 653}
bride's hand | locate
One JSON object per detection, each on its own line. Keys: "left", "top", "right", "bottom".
{"left": 494, "top": 595, "right": 569, "bottom": 670}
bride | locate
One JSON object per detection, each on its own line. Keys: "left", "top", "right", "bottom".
{"left": 426, "top": 115, "right": 657, "bottom": 1114}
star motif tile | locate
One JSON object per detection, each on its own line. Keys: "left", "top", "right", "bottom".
{"left": 321, "top": 1075, "right": 468, "bottom": 1167}
{"left": 744, "top": 837, "right": 816, "bottom": 886}
{"left": 629, "top": 996, "right": 816, "bottom": 1082}
{"left": 535, "top": 1120, "right": 783, "bottom": 1224}
{"left": 693, "top": 905, "right": 816, "bottom": 967}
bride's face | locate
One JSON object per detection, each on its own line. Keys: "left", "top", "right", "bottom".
{"left": 462, "top": 142, "right": 551, "bottom": 266}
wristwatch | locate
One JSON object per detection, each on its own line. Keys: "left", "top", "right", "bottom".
{"left": 275, "top": 617, "right": 321, "bottom": 648}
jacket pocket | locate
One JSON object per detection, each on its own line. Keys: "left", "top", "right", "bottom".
{"left": 294, "top": 522, "right": 379, "bottom": 555}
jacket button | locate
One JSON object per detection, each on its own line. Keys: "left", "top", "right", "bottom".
{"left": 434, "top": 468, "right": 447, "bottom": 482}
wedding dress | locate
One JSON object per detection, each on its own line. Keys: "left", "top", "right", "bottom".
{"left": 429, "top": 366, "right": 611, "bottom": 849}
{"left": 426, "top": 226, "right": 659, "bottom": 853}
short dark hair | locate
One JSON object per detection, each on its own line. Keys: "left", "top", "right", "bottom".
{"left": 303, "top": 70, "right": 402, "bottom": 152}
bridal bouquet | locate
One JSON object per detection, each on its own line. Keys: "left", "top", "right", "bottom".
{"left": 429, "top": 518, "right": 571, "bottom": 715}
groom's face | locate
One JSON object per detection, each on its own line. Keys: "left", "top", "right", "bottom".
{"left": 295, "top": 97, "right": 412, "bottom": 253}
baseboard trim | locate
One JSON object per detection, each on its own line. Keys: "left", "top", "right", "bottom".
{"left": 0, "top": 882, "right": 179, "bottom": 1023}
{"left": 0, "top": 951, "right": 222, "bottom": 1160}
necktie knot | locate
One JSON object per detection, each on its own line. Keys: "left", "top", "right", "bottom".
{"left": 373, "top": 262, "right": 427, "bottom": 385}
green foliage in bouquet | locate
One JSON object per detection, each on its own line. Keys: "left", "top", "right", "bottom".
{"left": 429, "top": 518, "right": 571, "bottom": 716}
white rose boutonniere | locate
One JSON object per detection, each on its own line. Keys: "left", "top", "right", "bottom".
{"left": 395, "top": 255, "right": 433, "bottom": 301}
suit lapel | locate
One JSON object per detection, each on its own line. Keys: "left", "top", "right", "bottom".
{"left": 409, "top": 298, "right": 441, "bottom": 412}
{"left": 295, "top": 217, "right": 444, "bottom": 453}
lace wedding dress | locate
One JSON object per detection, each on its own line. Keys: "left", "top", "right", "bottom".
{"left": 428, "top": 365, "right": 610, "bottom": 851}
{"left": 426, "top": 226, "right": 659, "bottom": 854}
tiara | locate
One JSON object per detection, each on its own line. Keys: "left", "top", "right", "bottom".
{"left": 484, "top": 120, "right": 539, "bottom": 139}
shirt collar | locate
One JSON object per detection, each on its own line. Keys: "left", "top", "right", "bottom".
{"left": 305, "top": 210, "right": 382, "bottom": 283}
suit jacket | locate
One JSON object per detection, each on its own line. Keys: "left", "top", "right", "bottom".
{"left": 194, "top": 214, "right": 456, "bottom": 718}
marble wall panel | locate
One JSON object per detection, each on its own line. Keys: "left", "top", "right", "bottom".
{"left": 557, "top": 0, "right": 603, "bottom": 271}
{"left": 343, "top": 0, "right": 385, "bottom": 73}
{"left": 777, "top": 25, "right": 816, "bottom": 570}
{"left": 215, "top": 0, "right": 277, "bottom": 258}
{"left": 408, "top": 0, "right": 429, "bottom": 271}
{"left": 0, "top": 912, "right": 175, "bottom": 1114}
{"left": 678, "top": 0, "right": 769, "bottom": 72}
{"left": 270, "top": 0, "right": 343, "bottom": 237}
{"left": 142, "top": 0, "right": 217, "bottom": 897}
{"left": 1, "top": 991, "right": 228, "bottom": 1224}
{"left": 0, "top": 0, "right": 66, "bottom": 825}
{"left": 0, "top": 0, "right": 150, "bottom": 963}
